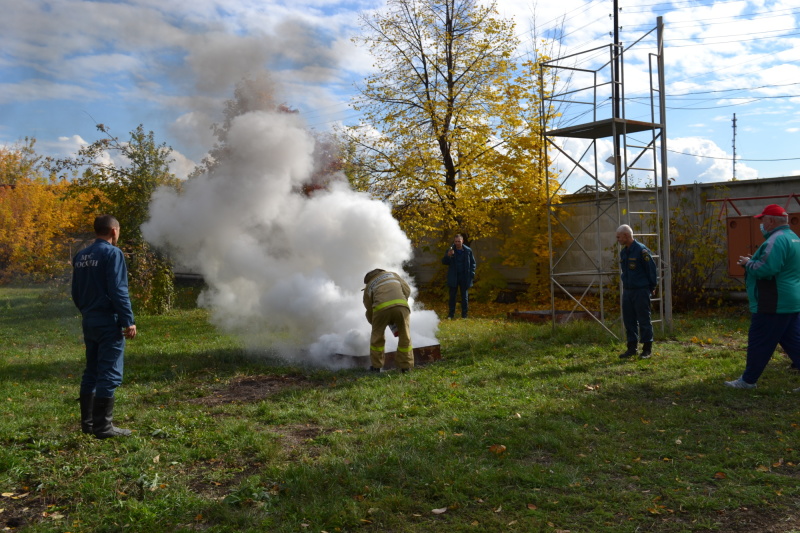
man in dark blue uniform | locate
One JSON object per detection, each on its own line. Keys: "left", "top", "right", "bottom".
{"left": 72, "top": 215, "right": 137, "bottom": 439}
{"left": 442, "top": 234, "right": 477, "bottom": 319}
{"left": 616, "top": 224, "right": 658, "bottom": 359}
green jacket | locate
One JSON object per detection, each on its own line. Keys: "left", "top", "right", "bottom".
{"left": 744, "top": 225, "right": 800, "bottom": 313}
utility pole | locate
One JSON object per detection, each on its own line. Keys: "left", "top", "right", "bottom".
{"left": 612, "top": 0, "right": 622, "bottom": 191}
{"left": 732, "top": 113, "right": 737, "bottom": 181}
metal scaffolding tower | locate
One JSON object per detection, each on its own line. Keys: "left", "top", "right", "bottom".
{"left": 539, "top": 16, "right": 673, "bottom": 337}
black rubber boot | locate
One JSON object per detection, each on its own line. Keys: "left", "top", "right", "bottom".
{"left": 619, "top": 341, "right": 637, "bottom": 359}
{"left": 79, "top": 393, "right": 94, "bottom": 434}
{"left": 92, "top": 396, "right": 132, "bottom": 439}
{"left": 640, "top": 342, "right": 653, "bottom": 359}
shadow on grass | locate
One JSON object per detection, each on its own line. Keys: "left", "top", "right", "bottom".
{"left": 0, "top": 343, "right": 305, "bottom": 387}
{"left": 0, "top": 295, "right": 78, "bottom": 326}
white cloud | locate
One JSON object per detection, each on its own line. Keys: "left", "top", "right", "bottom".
{"left": 668, "top": 136, "right": 757, "bottom": 183}
{"left": 38, "top": 134, "right": 89, "bottom": 158}
{"left": 0, "top": 80, "right": 104, "bottom": 104}
{"left": 169, "top": 149, "right": 196, "bottom": 180}
{"left": 1, "top": 0, "right": 799, "bottom": 181}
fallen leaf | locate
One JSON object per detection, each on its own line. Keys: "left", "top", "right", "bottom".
{"left": 489, "top": 444, "right": 507, "bottom": 455}
{"left": 713, "top": 472, "right": 727, "bottom": 479}
{"left": 527, "top": 503, "right": 538, "bottom": 510}
{"left": 432, "top": 507, "right": 448, "bottom": 515}
{"left": 508, "top": 520, "right": 518, "bottom": 525}
{"left": 11, "top": 493, "right": 29, "bottom": 500}
{"left": 494, "top": 506, "right": 502, "bottom": 513}
{"left": 1, "top": 493, "right": 14, "bottom": 498}
{"left": 756, "top": 465, "right": 770, "bottom": 472}
{"left": 153, "top": 455, "right": 160, "bottom": 464}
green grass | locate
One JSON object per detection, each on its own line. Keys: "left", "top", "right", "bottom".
{"left": 2, "top": 286, "right": 800, "bottom": 532}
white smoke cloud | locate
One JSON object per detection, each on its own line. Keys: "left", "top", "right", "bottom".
{"left": 142, "top": 109, "right": 439, "bottom": 368}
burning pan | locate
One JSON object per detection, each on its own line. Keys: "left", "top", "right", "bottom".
{"left": 334, "top": 344, "right": 441, "bottom": 370}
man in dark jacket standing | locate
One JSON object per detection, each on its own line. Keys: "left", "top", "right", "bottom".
{"left": 442, "top": 234, "right": 477, "bottom": 319}
{"left": 72, "top": 215, "right": 136, "bottom": 438}
{"left": 725, "top": 204, "right": 800, "bottom": 389}
{"left": 616, "top": 224, "right": 658, "bottom": 359}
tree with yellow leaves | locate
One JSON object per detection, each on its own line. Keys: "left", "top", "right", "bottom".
{"left": 0, "top": 139, "right": 94, "bottom": 282}
{"left": 345, "top": 0, "right": 556, "bottom": 298}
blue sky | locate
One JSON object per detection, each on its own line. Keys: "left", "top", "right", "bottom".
{"left": 1, "top": 0, "right": 798, "bottom": 187}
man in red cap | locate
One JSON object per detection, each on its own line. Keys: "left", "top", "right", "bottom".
{"left": 725, "top": 204, "right": 800, "bottom": 389}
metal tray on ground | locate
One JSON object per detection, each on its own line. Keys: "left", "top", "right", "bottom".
{"left": 333, "top": 344, "right": 441, "bottom": 370}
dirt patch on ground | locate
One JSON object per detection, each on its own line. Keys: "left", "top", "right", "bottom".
{"left": 1, "top": 492, "right": 65, "bottom": 531}
{"left": 673, "top": 506, "right": 800, "bottom": 532}
{"left": 277, "top": 423, "right": 338, "bottom": 448}
{"left": 187, "top": 374, "right": 312, "bottom": 406}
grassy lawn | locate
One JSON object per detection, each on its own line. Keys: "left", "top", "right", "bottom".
{"left": 2, "top": 285, "right": 800, "bottom": 532}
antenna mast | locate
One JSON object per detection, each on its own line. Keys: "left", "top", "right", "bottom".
{"left": 732, "top": 113, "right": 737, "bottom": 180}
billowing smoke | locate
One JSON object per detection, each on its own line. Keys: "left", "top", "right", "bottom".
{"left": 142, "top": 109, "right": 439, "bottom": 367}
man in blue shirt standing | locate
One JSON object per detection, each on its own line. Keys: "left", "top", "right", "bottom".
{"left": 72, "top": 215, "right": 137, "bottom": 439}
{"left": 442, "top": 234, "right": 477, "bottom": 319}
{"left": 616, "top": 224, "right": 658, "bottom": 359}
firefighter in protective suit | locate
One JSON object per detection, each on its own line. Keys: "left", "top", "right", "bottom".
{"left": 363, "top": 269, "right": 413, "bottom": 372}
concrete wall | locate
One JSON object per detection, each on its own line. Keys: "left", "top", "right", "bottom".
{"left": 407, "top": 175, "right": 800, "bottom": 290}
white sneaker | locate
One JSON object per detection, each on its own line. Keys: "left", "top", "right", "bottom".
{"left": 724, "top": 377, "right": 756, "bottom": 389}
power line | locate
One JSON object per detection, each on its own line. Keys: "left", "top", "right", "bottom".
{"left": 668, "top": 149, "right": 800, "bottom": 162}
{"left": 661, "top": 31, "right": 800, "bottom": 47}
{"left": 657, "top": 81, "right": 800, "bottom": 98}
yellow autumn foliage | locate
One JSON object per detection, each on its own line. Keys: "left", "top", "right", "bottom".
{"left": 345, "top": 0, "right": 559, "bottom": 298}
{"left": 0, "top": 174, "right": 95, "bottom": 282}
